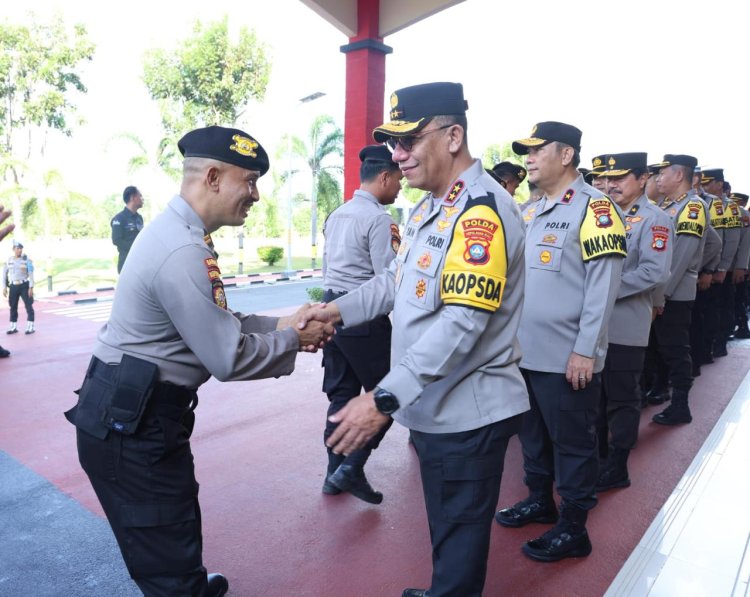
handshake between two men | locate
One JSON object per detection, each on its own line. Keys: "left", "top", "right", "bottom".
{"left": 291, "top": 301, "right": 391, "bottom": 457}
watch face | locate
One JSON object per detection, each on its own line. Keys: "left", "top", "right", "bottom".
{"left": 375, "top": 391, "right": 399, "bottom": 414}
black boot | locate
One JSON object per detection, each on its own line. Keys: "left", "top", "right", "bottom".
{"left": 402, "top": 590, "right": 427, "bottom": 597}
{"left": 322, "top": 450, "right": 344, "bottom": 495}
{"left": 0, "top": 345, "right": 9, "bottom": 358}
{"left": 645, "top": 385, "right": 670, "bottom": 405}
{"left": 714, "top": 342, "right": 728, "bottom": 357}
{"left": 206, "top": 573, "right": 229, "bottom": 597}
{"left": 496, "top": 475, "right": 558, "bottom": 528}
{"left": 596, "top": 447, "right": 631, "bottom": 492}
{"left": 522, "top": 502, "right": 592, "bottom": 562}
{"left": 653, "top": 392, "right": 692, "bottom": 425}
{"left": 329, "top": 449, "right": 383, "bottom": 504}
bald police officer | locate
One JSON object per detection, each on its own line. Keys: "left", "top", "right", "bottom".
{"left": 65, "top": 126, "right": 333, "bottom": 597}
{"left": 651, "top": 154, "right": 708, "bottom": 425}
{"left": 595, "top": 153, "right": 673, "bottom": 491}
{"left": 320, "top": 144, "right": 402, "bottom": 503}
{"left": 300, "top": 82, "right": 528, "bottom": 597}
{"left": 495, "top": 122, "right": 626, "bottom": 562}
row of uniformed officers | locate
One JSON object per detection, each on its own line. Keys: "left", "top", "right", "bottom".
{"left": 64, "top": 80, "right": 750, "bottom": 596}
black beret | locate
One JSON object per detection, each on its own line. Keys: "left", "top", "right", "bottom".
{"left": 701, "top": 168, "right": 725, "bottom": 183}
{"left": 731, "top": 192, "right": 748, "bottom": 203}
{"left": 657, "top": 154, "right": 698, "bottom": 170}
{"left": 598, "top": 152, "right": 648, "bottom": 177}
{"left": 178, "top": 126, "right": 269, "bottom": 176}
{"left": 513, "top": 121, "right": 582, "bottom": 155}
{"left": 491, "top": 161, "right": 527, "bottom": 182}
{"left": 358, "top": 144, "right": 393, "bottom": 163}
{"left": 373, "top": 82, "right": 468, "bottom": 143}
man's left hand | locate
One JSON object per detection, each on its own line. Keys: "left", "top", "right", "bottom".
{"left": 326, "top": 392, "right": 390, "bottom": 455}
{"left": 566, "top": 352, "right": 594, "bottom": 391}
{"left": 28, "top": 288, "right": 33, "bottom": 298}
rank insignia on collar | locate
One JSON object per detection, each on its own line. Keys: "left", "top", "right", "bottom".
{"left": 629, "top": 204, "right": 641, "bottom": 215}
{"left": 444, "top": 180, "right": 465, "bottom": 205}
{"left": 561, "top": 189, "right": 575, "bottom": 204}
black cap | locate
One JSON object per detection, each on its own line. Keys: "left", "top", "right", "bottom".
{"left": 598, "top": 152, "right": 648, "bottom": 177}
{"left": 656, "top": 154, "right": 698, "bottom": 170}
{"left": 731, "top": 192, "right": 748, "bottom": 203}
{"left": 512, "top": 121, "right": 582, "bottom": 155}
{"left": 590, "top": 154, "right": 607, "bottom": 176}
{"left": 491, "top": 161, "right": 527, "bottom": 182}
{"left": 647, "top": 163, "right": 663, "bottom": 175}
{"left": 373, "top": 82, "right": 468, "bottom": 142}
{"left": 358, "top": 144, "right": 393, "bottom": 163}
{"left": 178, "top": 126, "right": 270, "bottom": 176}
{"left": 701, "top": 168, "right": 725, "bottom": 183}
{"left": 12, "top": 241, "right": 23, "bottom": 249}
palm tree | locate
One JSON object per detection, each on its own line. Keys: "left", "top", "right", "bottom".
{"left": 283, "top": 114, "right": 343, "bottom": 268}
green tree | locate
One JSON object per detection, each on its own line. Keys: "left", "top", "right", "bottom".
{"left": 143, "top": 17, "right": 272, "bottom": 137}
{"left": 0, "top": 14, "right": 95, "bottom": 233}
{"left": 281, "top": 114, "right": 343, "bottom": 265}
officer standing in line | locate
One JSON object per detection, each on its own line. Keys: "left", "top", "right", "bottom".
{"left": 594, "top": 153, "right": 673, "bottom": 492}
{"left": 650, "top": 155, "right": 707, "bottom": 425}
{"left": 730, "top": 192, "right": 750, "bottom": 337}
{"left": 0, "top": 204, "right": 14, "bottom": 358}
{"left": 590, "top": 154, "right": 608, "bottom": 192}
{"left": 488, "top": 161, "right": 527, "bottom": 197}
{"left": 64, "top": 126, "right": 334, "bottom": 597}
{"left": 299, "top": 82, "right": 529, "bottom": 597}
{"left": 111, "top": 185, "right": 145, "bottom": 273}
{"left": 703, "top": 168, "right": 742, "bottom": 356}
{"left": 687, "top": 168, "right": 722, "bottom": 378}
{"left": 495, "top": 122, "right": 626, "bottom": 562}
{"left": 320, "top": 144, "right": 402, "bottom": 504}
{"left": 646, "top": 163, "right": 666, "bottom": 204}
{"left": 3, "top": 241, "right": 35, "bottom": 335}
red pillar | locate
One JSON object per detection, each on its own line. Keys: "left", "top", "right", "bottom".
{"left": 340, "top": 0, "right": 392, "bottom": 201}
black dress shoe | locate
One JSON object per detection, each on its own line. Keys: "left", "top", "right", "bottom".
{"left": 714, "top": 344, "right": 728, "bottom": 357}
{"left": 206, "top": 573, "right": 229, "bottom": 597}
{"left": 652, "top": 405, "right": 692, "bottom": 426}
{"left": 522, "top": 526, "right": 592, "bottom": 562}
{"left": 646, "top": 388, "right": 670, "bottom": 405}
{"left": 322, "top": 476, "right": 342, "bottom": 495}
{"left": 6, "top": 329, "right": 18, "bottom": 335}
{"left": 402, "top": 589, "right": 427, "bottom": 597}
{"left": 0, "top": 346, "right": 9, "bottom": 358}
{"left": 329, "top": 464, "right": 383, "bottom": 504}
{"left": 495, "top": 495, "right": 558, "bottom": 528}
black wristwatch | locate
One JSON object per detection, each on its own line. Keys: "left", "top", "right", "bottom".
{"left": 373, "top": 387, "right": 400, "bottom": 415}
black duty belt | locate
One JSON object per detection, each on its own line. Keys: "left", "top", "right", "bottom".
{"left": 90, "top": 356, "right": 197, "bottom": 410}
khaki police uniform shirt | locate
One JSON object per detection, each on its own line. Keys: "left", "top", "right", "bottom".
{"left": 322, "top": 189, "right": 399, "bottom": 292}
{"left": 519, "top": 174, "right": 626, "bottom": 374}
{"left": 708, "top": 194, "right": 742, "bottom": 271}
{"left": 609, "top": 194, "right": 673, "bottom": 347}
{"left": 94, "top": 195, "right": 298, "bottom": 388}
{"left": 660, "top": 189, "right": 707, "bottom": 301}
{"left": 335, "top": 159, "right": 529, "bottom": 433}
{"left": 3, "top": 254, "right": 34, "bottom": 288}
{"left": 732, "top": 206, "right": 750, "bottom": 271}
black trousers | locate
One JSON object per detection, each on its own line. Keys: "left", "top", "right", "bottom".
{"left": 520, "top": 369, "right": 600, "bottom": 511}
{"left": 598, "top": 344, "right": 645, "bottom": 451}
{"left": 410, "top": 417, "right": 520, "bottom": 597}
{"left": 642, "top": 323, "right": 668, "bottom": 392}
{"left": 74, "top": 363, "right": 207, "bottom": 596}
{"left": 718, "top": 274, "right": 736, "bottom": 344}
{"left": 690, "top": 286, "right": 719, "bottom": 364}
{"left": 321, "top": 290, "right": 393, "bottom": 449}
{"left": 735, "top": 278, "right": 749, "bottom": 331}
{"left": 8, "top": 282, "right": 34, "bottom": 322}
{"left": 654, "top": 300, "right": 694, "bottom": 395}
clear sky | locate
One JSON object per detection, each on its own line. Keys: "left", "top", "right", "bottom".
{"left": 5, "top": 0, "right": 750, "bottom": 203}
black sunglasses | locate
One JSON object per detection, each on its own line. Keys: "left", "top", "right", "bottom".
{"left": 385, "top": 124, "right": 453, "bottom": 153}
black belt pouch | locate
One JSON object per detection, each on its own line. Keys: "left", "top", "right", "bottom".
{"left": 103, "top": 354, "right": 159, "bottom": 435}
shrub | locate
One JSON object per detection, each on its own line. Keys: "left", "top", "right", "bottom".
{"left": 306, "top": 286, "right": 324, "bottom": 302}
{"left": 257, "top": 246, "right": 284, "bottom": 267}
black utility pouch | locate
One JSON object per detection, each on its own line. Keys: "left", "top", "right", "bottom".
{"left": 103, "top": 354, "right": 159, "bottom": 435}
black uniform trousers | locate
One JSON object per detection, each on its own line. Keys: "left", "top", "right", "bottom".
{"left": 520, "top": 369, "right": 600, "bottom": 511}
{"left": 74, "top": 360, "right": 207, "bottom": 596}
{"left": 690, "top": 285, "right": 720, "bottom": 365}
{"left": 322, "top": 290, "right": 393, "bottom": 449}
{"left": 8, "top": 281, "right": 34, "bottom": 322}
{"left": 642, "top": 323, "right": 668, "bottom": 392}
{"left": 654, "top": 300, "right": 694, "bottom": 395}
{"left": 410, "top": 416, "right": 521, "bottom": 597}
{"left": 598, "top": 344, "right": 646, "bottom": 451}
{"left": 735, "top": 278, "right": 749, "bottom": 332}
{"left": 718, "top": 274, "right": 736, "bottom": 346}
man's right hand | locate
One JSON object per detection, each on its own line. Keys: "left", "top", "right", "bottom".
{"left": 296, "top": 302, "right": 342, "bottom": 329}
{"left": 712, "top": 271, "right": 727, "bottom": 284}
{"left": 697, "top": 272, "right": 712, "bottom": 291}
